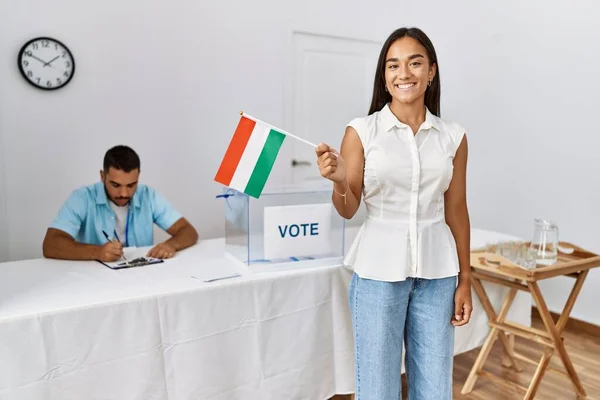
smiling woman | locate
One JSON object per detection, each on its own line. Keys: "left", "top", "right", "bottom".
{"left": 369, "top": 27, "right": 440, "bottom": 118}
{"left": 315, "top": 27, "right": 471, "bottom": 400}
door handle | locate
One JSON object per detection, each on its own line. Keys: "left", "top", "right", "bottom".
{"left": 291, "top": 159, "right": 312, "bottom": 167}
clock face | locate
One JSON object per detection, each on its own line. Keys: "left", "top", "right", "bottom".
{"left": 18, "top": 37, "right": 75, "bottom": 90}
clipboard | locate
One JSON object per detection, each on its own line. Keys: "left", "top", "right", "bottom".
{"left": 96, "top": 247, "right": 164, "bottom": 269}
{"left": 98, "top": 256, "right": 164, "bottom": 269}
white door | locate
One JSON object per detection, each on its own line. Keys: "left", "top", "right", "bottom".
{"left": 286, "top": 31, "right": 381, "bottom": 185}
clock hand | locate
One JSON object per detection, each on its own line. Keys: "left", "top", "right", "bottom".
{"left": 44, "top": 56, "right": 60, "bottom": 67}
{"left": 29, "top": 54, "right": 49, "bottom": 65}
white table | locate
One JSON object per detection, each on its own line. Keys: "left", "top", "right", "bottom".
{"left": 0, "top": 228, "right": 530, "bottom": 400}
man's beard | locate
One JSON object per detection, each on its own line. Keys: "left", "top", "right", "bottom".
{"left": 104, "top": 184, "right": 130, "bottom": 206}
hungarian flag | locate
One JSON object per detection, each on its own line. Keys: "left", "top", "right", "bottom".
{"left": 214, "top": 113, "right": 287, "bottom": 198}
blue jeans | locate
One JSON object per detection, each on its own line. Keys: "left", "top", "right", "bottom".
{"left": 349, "top": 273, "right": 457, "bottom": 400}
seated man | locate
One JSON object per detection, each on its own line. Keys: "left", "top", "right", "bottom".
{"left": 42, "top": 145, "right": 198, "bottom": 262}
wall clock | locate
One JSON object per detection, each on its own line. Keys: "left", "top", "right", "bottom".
{"left": 18, "top": 37, "right": 75, "bottom": 90}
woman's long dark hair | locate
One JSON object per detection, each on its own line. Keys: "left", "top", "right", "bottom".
{"left": 368, "top": 27, "right": 441, "bottom": 117}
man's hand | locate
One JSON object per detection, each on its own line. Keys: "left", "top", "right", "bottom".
{"left": 451, "top": 279, "right": 473, "bottom": 326}
{"left": 98, "top": 241, "right": 123, "bottom": 262}
{"left": 147, "top": 242, "right": 176, "bottom": 259}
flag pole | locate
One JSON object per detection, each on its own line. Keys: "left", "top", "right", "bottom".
{"left": 240, "top": 111, "right": 318, "bottom": 148}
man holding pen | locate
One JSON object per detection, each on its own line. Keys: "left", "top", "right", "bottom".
{"left": 42, "top": 145, "right": 198, "bottom": 262}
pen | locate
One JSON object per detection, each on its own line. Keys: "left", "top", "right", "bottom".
{"left": 101, "top": 230, "right": 112, "bottom": 242}
{"left": 193, "top": 273, "right": 242, "bottom": 283}
{"left": 102, "top": 230, "right": 127, "bottom": 262}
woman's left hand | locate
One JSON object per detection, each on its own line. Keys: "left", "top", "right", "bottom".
{"left": 452, "top": 279, "right": 473, "bottom": 326}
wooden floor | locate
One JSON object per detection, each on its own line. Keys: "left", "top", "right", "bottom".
{"left": 331, "top": 309, "right": 600, "bottom": 399}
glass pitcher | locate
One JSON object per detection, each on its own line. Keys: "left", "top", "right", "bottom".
{"left": 529, "top": 218, "right": 559, "bottom": 265}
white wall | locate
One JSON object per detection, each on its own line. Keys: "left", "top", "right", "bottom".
{"left": 404, "top": 0, "right": 600, "bottom": 325}
{"left": 2, "top": 0, "right": 599, "bottom": 326}
{"left": 0, "top": 127, "right": 7, "bottom": 263}
{"left": 0, "top": 0, "right": 407, "bottom": 262}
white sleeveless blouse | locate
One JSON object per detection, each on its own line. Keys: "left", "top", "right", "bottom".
{"left": 343, "top": 104, "right": 466, "bottom": 282}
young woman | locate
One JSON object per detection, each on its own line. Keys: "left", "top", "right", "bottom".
{"left": 315, "top": 27, "right": 472, "bottom": 399}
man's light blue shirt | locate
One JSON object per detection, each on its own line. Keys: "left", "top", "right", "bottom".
{"left": 50, "top": 182, "right": 182, "bottom": 247}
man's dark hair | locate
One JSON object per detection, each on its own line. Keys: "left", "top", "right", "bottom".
{"left": 103, "top": 145, "right": 140, "bottom": 173}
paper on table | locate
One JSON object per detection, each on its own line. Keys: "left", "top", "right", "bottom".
{"left": 98, "top": 247, "right": 164, "bottom": 270}
{"left": 123, "top": 247, "right": 153, "bottom": 259}
{"left": 190, "top": 257, "right": 245, "bottom": 283}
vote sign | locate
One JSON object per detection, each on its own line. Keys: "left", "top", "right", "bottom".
{"left": 263, "top": 203, "right": 332, "bottom": 260}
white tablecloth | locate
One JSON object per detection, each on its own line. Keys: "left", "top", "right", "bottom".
{"left": 0, "top": 228, "right": 530, "bottom": 400}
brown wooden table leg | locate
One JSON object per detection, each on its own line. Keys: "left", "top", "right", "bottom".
{"left": 471, "top": 277, "right": 524, "bottom": 372}
{"left": 523, "top": 347, "right": 554, "bottom": 399}
{"left": 556, "top": 270, "right": 588, "bottom": 334}
{"left": 461, "top": 280, "right": 518, "bottom": 394}
{"left": 528, "top": 276, "right": 587, "bottom": 398}
{"left": 502, "top": 333, "right": 516, "bottom": 368}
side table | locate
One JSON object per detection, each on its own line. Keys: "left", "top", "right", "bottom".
{"left": 461, "top": 241, "right": 600, "bottom": 399}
